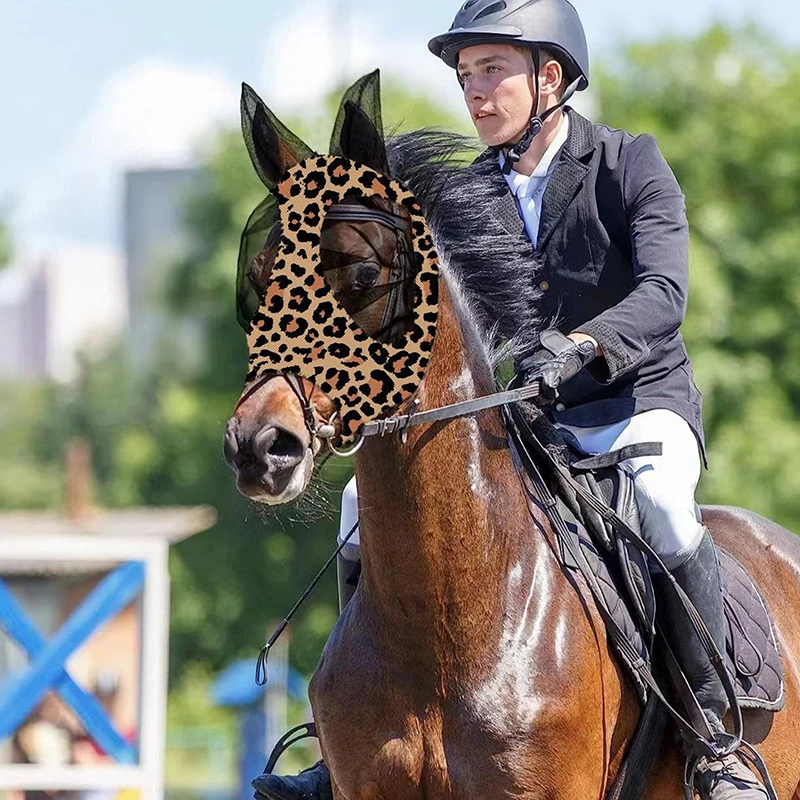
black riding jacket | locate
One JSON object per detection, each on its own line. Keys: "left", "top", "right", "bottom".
{"left": 487, "top": 108, "right": 705, "bottom": 457}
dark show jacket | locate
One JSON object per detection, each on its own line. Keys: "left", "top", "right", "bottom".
{"left": 483, "top": 108, "right": 706, "bottom": 458}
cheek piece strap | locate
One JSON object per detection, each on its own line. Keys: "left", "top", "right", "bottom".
{"left": 500, "top": 49, "right": 583, "bottom": 175}
{"left": 281, "top": 373, "right": 365, "bottom": 458}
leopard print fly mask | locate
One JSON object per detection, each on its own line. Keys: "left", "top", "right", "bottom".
{"left": 242, "top": 154, "right": 440, "bottom": 444}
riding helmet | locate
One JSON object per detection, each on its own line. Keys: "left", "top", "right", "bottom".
{"left": 428, "top": 0, "right": 590, "bottom": 90}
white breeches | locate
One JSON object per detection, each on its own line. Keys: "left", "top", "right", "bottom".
{"left": 338, "top": 476, "right": 361, "bottom": 562}
{"left": 557, "top": 409, "right": 704, "bottom": 569}
{"left": 337, "top": 408, "right": 704, "bottom": 570}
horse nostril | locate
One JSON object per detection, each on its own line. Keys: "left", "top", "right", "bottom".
{"left": 254, "top": 426, "right": 305, "bottom": 466}
{"left": 223, "top": 419, "right": 242, "bottom": 470}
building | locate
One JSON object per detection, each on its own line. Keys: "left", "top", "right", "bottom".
{"left": 0, "top": 261, "right": 49, "bottom": 380}
{"left": 124, "top": 167, "right": 207, "bottom": 372}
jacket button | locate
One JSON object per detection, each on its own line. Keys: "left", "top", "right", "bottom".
{"left": 539, "top": 281, "right": 550, "bottom": 291}
{"left": 555, "top": 403, "right": 566, "bottom": 412}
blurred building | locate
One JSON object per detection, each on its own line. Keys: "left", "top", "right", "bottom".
{"left": 0, "top": 261, "right": 50, "bottom": 380}
{"left": 0, "top": 243, "right": 127, "bottom": 384}
{"left": 124, "top": 167, "right": 208, "bottom": 372}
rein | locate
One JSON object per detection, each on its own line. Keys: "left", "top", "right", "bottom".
{"left": 237, "top": 369, "right": 544, "bottom": 458}
{"left": 245, "top": 371, "right": 777, "bottom": 797}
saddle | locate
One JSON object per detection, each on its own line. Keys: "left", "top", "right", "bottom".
{"left": 505, "top": 401, "right": 784, "bottom": 798}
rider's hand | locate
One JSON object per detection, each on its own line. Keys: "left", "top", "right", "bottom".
{"left": 519, "top": 329, "right": 598, "bottom": 405}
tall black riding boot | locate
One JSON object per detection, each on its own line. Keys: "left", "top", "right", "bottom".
{"left": 252, "top": 555, "right": 360, "bottom": 800}
{"left": 654, "top": 529, "right": 769, "bottom": 800}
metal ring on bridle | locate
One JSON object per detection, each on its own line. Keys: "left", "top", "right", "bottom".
{"left": 314, "top": 412, "right": 365, "bottom": 458}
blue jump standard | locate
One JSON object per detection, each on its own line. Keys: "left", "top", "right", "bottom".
{"left": 0, "top": 561, "right": 144, "bottom": 763}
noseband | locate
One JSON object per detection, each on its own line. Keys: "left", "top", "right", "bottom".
{"left": 234, "top": 372, "right": 365, "bottom": 458}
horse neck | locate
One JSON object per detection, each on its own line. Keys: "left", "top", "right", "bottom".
{"left": 353, "top": 273, "right": 558, "bottom": 676}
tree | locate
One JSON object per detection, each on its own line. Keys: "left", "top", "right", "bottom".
{"left": 596, "top": 25, "right": 800, "bottom": 531}
{"left": 32, "top": 79, "right": 471, "bottom": 684}
{"left": 0, "top": 218, "right": 11, "bottom": 270}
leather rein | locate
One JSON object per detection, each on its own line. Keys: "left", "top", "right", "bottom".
{"left": 236, "top": 371, "right": 543, "bottom": 457}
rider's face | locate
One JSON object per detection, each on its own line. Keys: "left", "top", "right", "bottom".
{"left": 457, "top": 44, "right": 536, "bottom": 147}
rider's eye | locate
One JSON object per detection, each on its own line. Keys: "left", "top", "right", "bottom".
{"left": 355, "top": 265, "right": 380, "bottom": 289}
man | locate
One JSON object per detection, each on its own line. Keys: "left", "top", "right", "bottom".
{"left": 255, "top": 1, "right": 769, "bottom": 798}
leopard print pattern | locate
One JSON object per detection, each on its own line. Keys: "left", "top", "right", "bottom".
{"left": 245, "top": 155, "right": 440, "bottom": 443}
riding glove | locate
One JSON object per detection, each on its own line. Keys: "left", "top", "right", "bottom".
{"left": 519, "top": 329, "right": 597, "bottom": 404}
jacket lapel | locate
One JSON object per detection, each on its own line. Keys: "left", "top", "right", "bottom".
{"left": 536, "top": 109, "right": 595, "bottom": 252}
{"left": 474, "top": 150, "right": 528, "bottom": 241}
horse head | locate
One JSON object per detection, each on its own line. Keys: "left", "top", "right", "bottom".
{"left": 224, "top": 71, "right": 440, "bottom": 505}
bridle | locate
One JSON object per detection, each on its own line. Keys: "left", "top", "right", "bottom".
{"left": 236, "top": 199, "right": 545, "bottom": 458}
{"left": 236, "top": 368, "right": 545, "bottom": 459}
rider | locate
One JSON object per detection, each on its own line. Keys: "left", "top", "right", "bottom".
{"left": 254, "top": 1, "right": 770, "bottom": 798}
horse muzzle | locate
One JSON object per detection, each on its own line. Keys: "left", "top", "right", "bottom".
{"left": 224, "top": 416, "right": 313, "bottom": 505}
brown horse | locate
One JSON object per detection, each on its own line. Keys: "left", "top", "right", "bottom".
{"left": 225, "top": 86, "right": 800, "bottom": 799}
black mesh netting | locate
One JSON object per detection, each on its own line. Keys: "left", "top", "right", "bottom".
{"left": 329, "top": 70, "right": 389, "bottom": 175}
{"left": 319, "top": 200, "right": 416, "bottom": 344}
{"left": 236, "top": 193, "right": 279, "bottom": 330}
{"left": 241, "top": 83, "right": 315, "bottom": 188}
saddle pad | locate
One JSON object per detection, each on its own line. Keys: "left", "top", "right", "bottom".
{"left": 508, "top": 409, "right": 784, "bottom": 717}
{"left": 719, "top": 547, "right": 785, "bottom": 711}
{"left": 561, "top": 527, "right": 786, "bottom": 712}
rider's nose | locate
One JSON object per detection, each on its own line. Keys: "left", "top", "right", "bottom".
{"left": 465, "top": 78, "right": 486, "bottom": 103}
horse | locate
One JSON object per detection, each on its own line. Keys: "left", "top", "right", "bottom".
{"left": 224, "top": 74, "right": 800, "bottom": 799}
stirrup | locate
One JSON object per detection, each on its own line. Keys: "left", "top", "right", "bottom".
{"left": 683, "top": 741, "right": 778, "bottom": 800}
{"left": 264, "top": 722, "right": 318, "bottom": 774}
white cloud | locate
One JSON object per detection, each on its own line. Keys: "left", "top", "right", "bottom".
{"left": 16, "top": 59, "right": 239, "bottom": 249}
{"left": 8, "top": 59, "right": 241, "bottom": 380}
{"left": 259, "top": 0, "right": 463, "bottom": 117}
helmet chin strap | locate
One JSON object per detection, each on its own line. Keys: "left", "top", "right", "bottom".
{"left": 500, "top": 49, "right": 582, "bottom": 176}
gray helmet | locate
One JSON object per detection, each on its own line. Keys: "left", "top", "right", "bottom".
{"left": 428, "top": 0, "right": 589, "bottom": 90}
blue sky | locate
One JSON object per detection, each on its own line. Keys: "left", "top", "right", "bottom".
{"left": 1, "top": 0, "right": 798, "bottom": 251}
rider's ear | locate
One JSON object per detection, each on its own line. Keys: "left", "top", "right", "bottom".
{"left": 240, "top": 83, "right": 315, "bottom": 188}
{"left": 330, "top": 70, "right": 390, "bottom": 175}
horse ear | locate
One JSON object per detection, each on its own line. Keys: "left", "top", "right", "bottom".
{"left": 240, "top": 82, "right": 315, "bottom": 188}
{"left": 330, "top": 70, "right": 390, "bottom": 175}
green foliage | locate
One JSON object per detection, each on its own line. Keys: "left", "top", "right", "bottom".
{"left": 0, "top": 382, "right": 62, "bottom": 508}
{"left": 596, "top": 25, "right": 800, "bottom": 529}
{"left": 2, "top": 39, "right": 799, "bottom": 699}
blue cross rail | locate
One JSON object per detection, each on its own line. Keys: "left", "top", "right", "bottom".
{"left": 0, "top": 560, "right": 145, "bottom": 763}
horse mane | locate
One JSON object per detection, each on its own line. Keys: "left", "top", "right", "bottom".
{"left": 385, "top": 129, "right": 546, "bottom": 363}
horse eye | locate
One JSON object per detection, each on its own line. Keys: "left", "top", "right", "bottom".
{"left": 354, "top": 264, "right": 380, "bottom": 289}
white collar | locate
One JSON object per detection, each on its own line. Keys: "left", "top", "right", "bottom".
{"left": 499, "top": 114, "right": 570, "bottom": 197}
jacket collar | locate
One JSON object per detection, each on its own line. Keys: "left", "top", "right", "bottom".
{"left": 481, "top": 108, "right": 596, "bottom": 249}
{"left": 562, "top": 107, "right": 595, "bottom": 160}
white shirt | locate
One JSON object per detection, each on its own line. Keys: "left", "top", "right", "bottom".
{"left": 499, "top": 115, "right": 570, "bottom": 248}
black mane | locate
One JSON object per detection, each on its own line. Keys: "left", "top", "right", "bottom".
{"left": 386, "top": 129, "right": 545, "bottom": 362}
